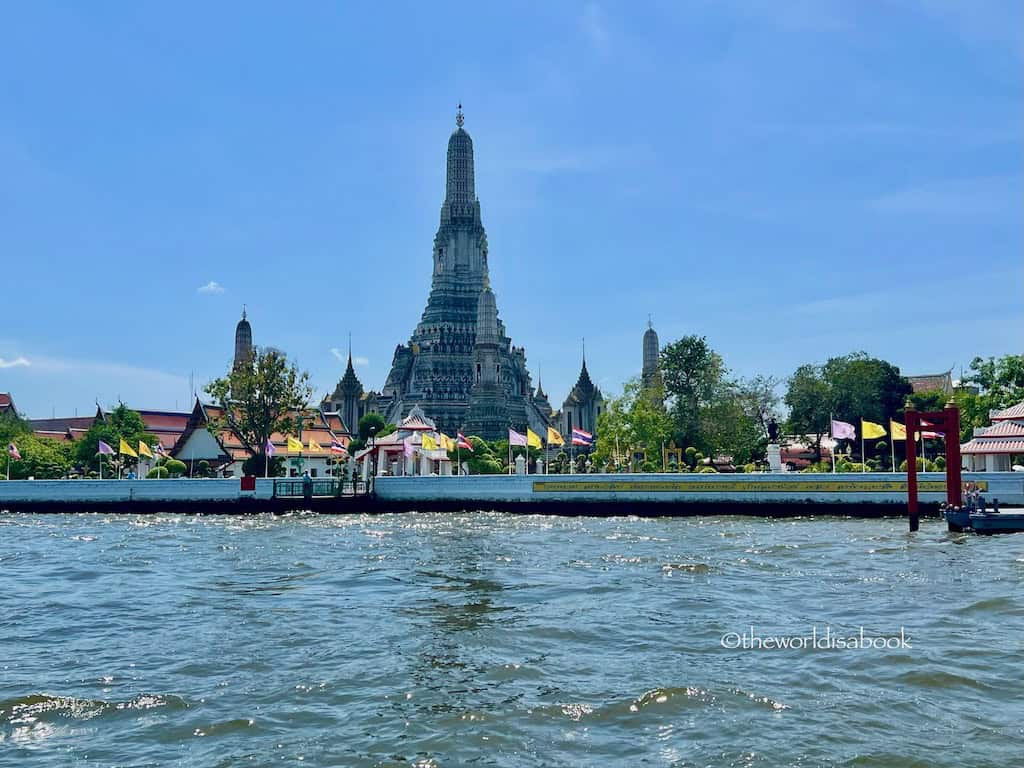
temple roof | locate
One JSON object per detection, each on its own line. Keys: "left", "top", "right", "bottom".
{"left": 975, "top": 419, "right": 1024, "bottom": 438}
{"left": 990, "top": 401, "right": 1024, "bottom": 421}
{"left": 907, "top": 371, "right": 952, "bottom": 393}
{"left": 564, "top": 358, "right": 600, "bottom": 405}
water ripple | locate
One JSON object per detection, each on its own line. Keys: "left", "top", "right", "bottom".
{"left": 0, "top": 512, "right": 1022, "bottom": 766}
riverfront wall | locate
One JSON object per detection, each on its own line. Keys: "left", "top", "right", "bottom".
{"left": 0, "top": 472, "right": 1021, "bottom": 515}
{"left": 372, "top": 472, "right": 1024, "bottom": 515}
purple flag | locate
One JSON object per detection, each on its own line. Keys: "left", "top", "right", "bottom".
{"left": 264, "top": 438, "right": 276, "bottom": 456}
{"left": 831, "top": 420, "right": 856, "bottom": 440}
{"left": 508, "top": 428, "right": 528, "bottom": 447}
{"left": 97, "top": 440, "right": 114, "bottom": 455}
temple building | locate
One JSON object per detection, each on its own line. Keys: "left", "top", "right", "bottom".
{"left": 960, "top": 401, "right": 1024, "bottom": 472}
{"left": 322, "top": 340, "right": 379, "bottom": 437}
{"left": 556, "top": 352, "right": 604, "bottom": 442}
{"left": 375, "top": 106, "right": 550, "bottom": 440}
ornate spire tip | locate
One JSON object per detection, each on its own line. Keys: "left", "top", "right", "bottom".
{"left": 456, "top": 103, "right": 464, "bottom": 128}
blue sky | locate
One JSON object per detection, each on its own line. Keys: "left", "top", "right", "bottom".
{"left": 2, "top": 1, "right": 1021, "bottom": 419}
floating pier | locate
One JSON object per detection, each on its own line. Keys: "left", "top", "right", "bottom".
{"left": 1, "top": 472, "right": 1022, "bottom": 516}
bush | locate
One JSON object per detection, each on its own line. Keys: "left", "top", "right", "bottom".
{"left": 164, "top": 458, "right": 188, "bottom": 477}
{"left": 934, "top": 456, "right": 946, "bottom": 470}
{"left": 742, "top": 463, "right": 757, "bottom": 473}
{"left": 697, "top": 466, "right": 718, "bottom": 473}
{"left": 898, "top": 458, "right": 940, "bottom": 472}
{"left": 146, "top": 466, "right": 169, "bottom": 479}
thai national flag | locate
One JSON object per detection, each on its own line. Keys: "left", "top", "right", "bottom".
{"left": 457, "top": 432, "right": 474, "bottom": 451}
{"left": 7, "top": 442, "right": 21, "bottom": 461}
{"left": 571, "top": 428, "right": 593, "bottom": 446}
{"left": 330, "top": 440, "right": 347, "bottom": 455}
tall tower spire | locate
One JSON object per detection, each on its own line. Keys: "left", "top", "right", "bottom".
{"left": 376, "top": 108, "right": 548, "bottom": 440}
{"left": 642, "top": 317, "right": 663, "bottom": 395}
{"left": 233, "top": 307, "right": 253, "bottom": 370}
{"left": 445, "top": 104, "right": 475, "bottom": 206}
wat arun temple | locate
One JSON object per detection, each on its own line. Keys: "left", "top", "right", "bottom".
{"left": 324, "top": 107, "right": 585, "bottom": 441}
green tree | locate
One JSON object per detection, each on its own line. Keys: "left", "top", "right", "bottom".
{"left": 4, "top": 434, "right": 75, "bottom": 479}
{"left": 448, "top": 435, "right": 504, "bottom": 474}
{"left": 205, "top": 348, "right": 312, "bottom": 477}
{"left": 736, "top": 375, "right": 781, "bottom": 440}
{"left": 702, "top": 386, "right": 762, "bottom": 464}
{"left": 954, "top": 354, "right": 1024, "bottom": 441}
{"left": 73, "top": 403, "right": 154, "bottom": 473}
{"left": 0, "top": 409, "right": 30, "bottom": 447}
{"left": 784, "top": 364, "right": 831, "bottom": 461}
{"left": 348, "top": 413, "right": 396, "bottom": 454}
{"left": 907, "top": 389, "right": 947, "bottom": 413}
{"left": 660, "top": 336, "right": 726, "bottom": 450}
{"left": 965, "top": 354, "right": 1024, "bottom": 401}
{"left": 824, "top": 352, "right": 911, "bottom": 428}
{"left": 594, "top": 378, "right": 673, "bottom": 471}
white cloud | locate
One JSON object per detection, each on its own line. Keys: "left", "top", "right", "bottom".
{"left": 331, "top": 348, "right": 369, "bottom": 368}
{"left": 198, "top": 280, "right": 225, "bottom": 294}
{"left": 0, "top": 356, "right": 30, "bottom": 369}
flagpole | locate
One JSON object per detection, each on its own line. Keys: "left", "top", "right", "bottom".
{"left": 830, "top": 414, "right": 836, "bottom": 473}
{"left": 860, "top": 424, "right": 865, "bottom": 473}
{"left": 891, "top": 435, "right": 896, "bottom": 473}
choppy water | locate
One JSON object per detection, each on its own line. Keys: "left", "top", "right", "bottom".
{"left": 1, "top": 512, "right": 1022, "bottom": 767}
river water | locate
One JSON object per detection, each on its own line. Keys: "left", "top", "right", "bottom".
{"left": 1, "top": 512, "right": 1021, "bottom": 767}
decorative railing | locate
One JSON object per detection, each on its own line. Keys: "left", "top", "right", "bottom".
{"left": 271, "top": 479, "right": 369, "bottom": 499}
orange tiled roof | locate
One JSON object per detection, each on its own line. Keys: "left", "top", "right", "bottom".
{"left": 961, "top": 438, "right": 1024, "bottom": 455}
{"left": 990, "top": 402, "right": 1024, "bottom": 422}
{"left": 976, "top": 420, "right": 1024, "bottom": 439}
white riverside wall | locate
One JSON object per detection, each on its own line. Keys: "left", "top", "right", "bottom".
{"left": 1, "top": 473, "right": 1022, "bottom": 508}
{"left": 374, "top": 472, "right": 1024, "bottom": 506}
{"left": 0, "top": 478, "right": 278, "bottom": 504}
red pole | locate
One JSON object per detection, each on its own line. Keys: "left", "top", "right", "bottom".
{"left": 904, "top": 401, "right": 919, "bottom": 532}
{"left": 945, "top": 400, "right": 961, "bottom": 508}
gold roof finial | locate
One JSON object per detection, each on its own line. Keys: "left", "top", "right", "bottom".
{"left": 456, "top": 103, "right": 464, "bottom": 128}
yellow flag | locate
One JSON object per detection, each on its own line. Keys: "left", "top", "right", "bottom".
{"left": 861, "top": 420, "right": 886, "bottom": 439}
{"left": 547, "top": 427, "right": 564, "bottom": 446}
{"left": 119, "top": 438, "right": 138, "bottom": 458}
{"left": 287, "top": 436, "right": 303, "bottom": 452}
{"left": 422, "top": 433, "right": 437, "bottom": 450}
{"left": 889, "top": 420, "right": 907, "bottom": 441}
{"left": 527, "top": 428, "right": 542, "bottom": 449}
{"left": 308, "top": 438, "right": 322, "bottom": 452}
{"left": 440, "top": 433, "right": 455, "bottom": 451}
{"left": 138, "top": 441, "right": 154, "bottom": 458}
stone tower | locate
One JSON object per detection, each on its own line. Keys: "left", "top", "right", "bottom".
{"left": 233, "top": 308, "right": 253, "bottom": 370}
{"left": 462, "top": 280, "right": 509, "bottom": 436}
{"left": 377, "top": 106, "right": 550, "bottom": 440}
{"left": 641, "top": 318, "right": 662, "bottom": 392}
